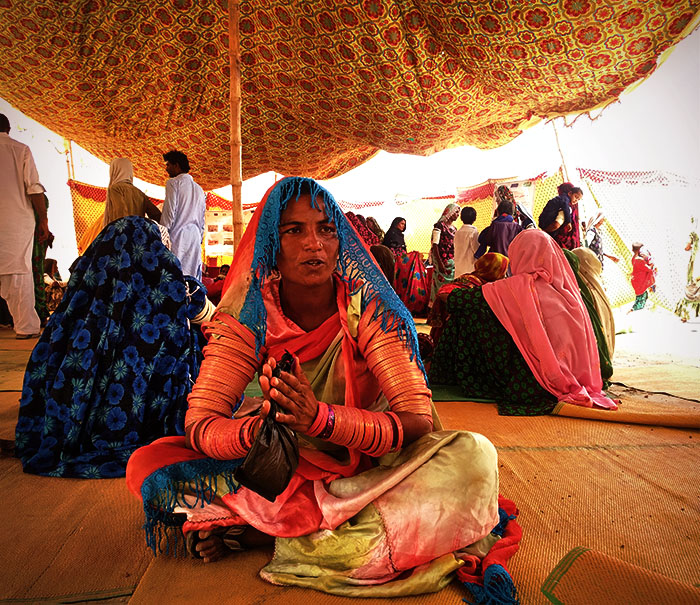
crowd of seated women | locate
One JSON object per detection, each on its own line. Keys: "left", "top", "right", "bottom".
{"left": 429, "top": 229, "right": 617, "bottom": 415}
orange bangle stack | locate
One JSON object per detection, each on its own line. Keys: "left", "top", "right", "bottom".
{"left": 185, "top": 313, "right": 262, "bottom": 459}
{"left": 326, "top": 405, "right": 403, "bottom": 457}
{"left": 358, "top": 313, "right": 433, "bottom": 419}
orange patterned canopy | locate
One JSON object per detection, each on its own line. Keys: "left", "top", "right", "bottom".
{"left": 0, "top": 1, "right": 698, "bottom": 189}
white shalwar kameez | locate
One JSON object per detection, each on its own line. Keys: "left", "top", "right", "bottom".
{"left": 0, "top": 132, "right": 44, "bottom": 336}
{"left": 160, "top": 173, "right": 205, "bottom": 280}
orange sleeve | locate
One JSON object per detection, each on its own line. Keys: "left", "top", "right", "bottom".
{"left": 185, "top": 313, "right": 263, "bottom": 459}
{"left": 356, "top": 304, "right": 433, "bottom": 420}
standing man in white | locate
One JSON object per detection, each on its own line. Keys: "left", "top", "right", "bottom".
{"left": 453, "top": 206, "right": 479, "bottom": 277}
{"left": 0, "top": 114, "right": 50, "bottom": 339}
{"left": 160, "top": 150, "right": 205, "bottom": 280}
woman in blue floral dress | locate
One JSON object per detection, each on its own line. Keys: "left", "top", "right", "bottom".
{"left": 15, "top": 216, "right": 209, "bottom": 478}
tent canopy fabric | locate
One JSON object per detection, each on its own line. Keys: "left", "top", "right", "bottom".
{"left": 0, "top": 1, "right": 698, "bottom": 190}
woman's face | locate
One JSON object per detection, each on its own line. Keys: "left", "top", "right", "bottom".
{"left": 276, "top": 193, "right": 339, "bottom": 288}
{"left": 397, "top": 219, "right": 406, "bottom": 231}
{"left": 569, "top": 191, "right": 582, "bottom": 205}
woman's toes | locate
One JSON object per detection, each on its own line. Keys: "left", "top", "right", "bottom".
{"left": 195, "top": 530, "right": 226, "bottom": 562}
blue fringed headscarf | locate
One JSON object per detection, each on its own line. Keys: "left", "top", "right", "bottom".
{"left": 227, "top": 176, "right": 427, "bottom": 380}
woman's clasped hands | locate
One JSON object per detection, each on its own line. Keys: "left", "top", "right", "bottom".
{"left": 258, "top": 355, "right": 320, "bottom": 433}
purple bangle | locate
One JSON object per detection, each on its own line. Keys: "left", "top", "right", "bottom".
{"left": 317, "top": 405, "right": 336, "bottom": 440}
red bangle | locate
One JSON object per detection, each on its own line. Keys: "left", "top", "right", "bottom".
{"left": 307, "top": 402, "right": 329, "bottom": 437}
{"left": 386, "top": 411, "right": 404, "bottom": 452}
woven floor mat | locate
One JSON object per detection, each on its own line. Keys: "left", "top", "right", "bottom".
{"left": 541, "top": 547, "right": 700, "bottom": 604}
{"left": 498, "top": 439, "right": 700, "bottom": 604}
{"left": 129, "top": 547, "right": 472, "bottom": 605}
{"left": 0, "top": 350, "right": 28, "bottom": 392}
{"left": 0, "top": 456, "right": 152, "bottom": 603}
{"left": 0, "top": 391, "right": 19, "bottom": 445}
{"left": 434, "top": 399, "right": 700, "bottom": 603}
{"left": 4, "top": 396, "right": 698, "bottom": 604}
{"left": 432, "top": 384, "right": 700, "bottom": 431}
{"left": 433, "top": 400, "right": 699, "bottom": 448}
{"left": 0, "top": 327, "right": 38, "bottom": 353}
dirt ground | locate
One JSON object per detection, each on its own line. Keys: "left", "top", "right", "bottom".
{"left": 612, "top": 306, "right": 700, "bottom": 369}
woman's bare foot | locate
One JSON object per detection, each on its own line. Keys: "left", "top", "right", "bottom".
{"left": 188, "top": 526, "right": 274, "bottom": 563}
{"left": 192, "top": 530, "right": 228, "bottom": 563}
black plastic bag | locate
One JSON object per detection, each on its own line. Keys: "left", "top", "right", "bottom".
{"left": 234, "top": 351, "right": 299, "bottom": 502}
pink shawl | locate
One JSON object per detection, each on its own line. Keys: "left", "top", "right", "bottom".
{"left": 482, "top": 230, "right": 617, "bottom": 409}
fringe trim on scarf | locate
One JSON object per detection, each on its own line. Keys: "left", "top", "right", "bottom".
{"left": 460, "top": 498, "right": 522, "bottom": 605}
{"left": 140, "top": 457, "right": 243, "bottom": 555}
{"left": 464, "top": 564, "right": 520, "bottom": 605}
{"left": 491, "top": 506, "right": 517, "bottom": 538}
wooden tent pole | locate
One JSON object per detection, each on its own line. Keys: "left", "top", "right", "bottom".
{"left": 229, "top": 0, "right": 244, "bottom": 247}
{"left": 551, "top": 119, "right": 571, "bottom": 183}
{"left": 63, "top": 139, "right": 75, "bottom": 181}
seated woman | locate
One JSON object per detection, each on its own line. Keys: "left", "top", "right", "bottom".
{"left": 382, "top": 216, "right": 408, "bottom": 257}
{"left": 430, "top": 229, "right": 618, "bottom": 416}
{"left": 365, "top": 216, "right": 385, "bottom": 243}
{"left": 125, "top": 178, "right": 517, "bottom": 599}
{"left": 15, "top": 216, "right": 213, "bottom": 478}
{"left": 369, "top": 243, "right": 396, "bottom": 286}
{"left": 42, "top": 258, "right": 68, "bottom": 317}
{"left": 572, "top": 247, "right": 615, "bottom": 357}
{"left": 563, "top": 248, "right": 613, "bottom": 385}
{"left": 383, "top": 217, "right": 430, "bottom": 315}
{"left": 344, "top": 211, "right": 379, "bottom": 246}
{"left": 428, "top": 253, "right": 509, "bottom": 352}
{"left": 429, "top": 203, "right": 461, "bottom": 304}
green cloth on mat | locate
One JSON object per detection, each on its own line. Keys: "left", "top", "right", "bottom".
{"left": 429, "top": 288, "right": 557, "bottom": 416}
{"left": 430, "top": 384, "right": 495, "bottom": 403}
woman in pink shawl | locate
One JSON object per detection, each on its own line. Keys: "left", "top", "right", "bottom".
{"left": 483, "top": 230, "right": 617, "bottom": 409}
{"left": 430, "top": 229, "right": 617, "bottom": 414}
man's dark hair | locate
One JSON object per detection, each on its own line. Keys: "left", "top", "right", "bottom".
{"left": 496, "top": 200, "right": 514, "bottom": 216}
{"left": 461, "top": 206, "right": 476, "bottom": 225}
{"left": 163, "top": 150, "right": 190, "bottom": 173}
{"left": 0, "top": 114, "right": 10, "bottom": 132}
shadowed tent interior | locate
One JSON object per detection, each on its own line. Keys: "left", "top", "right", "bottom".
{"left": 1, "top": 2, "right": 700, "bottom": 604}
{"left": 1, "top": 329, "right": 699, "bottom": 604}
{"left": 0, "top": 2, "right": 699, "bottom": 189}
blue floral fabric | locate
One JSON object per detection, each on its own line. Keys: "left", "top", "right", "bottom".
{"left": 15, "top": 217, "right": 207, "bottom": 478}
